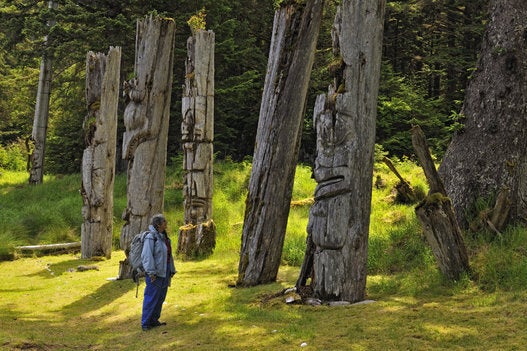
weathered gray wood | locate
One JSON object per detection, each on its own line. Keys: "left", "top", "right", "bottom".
{"left": 80, "top": 47, "right": 121, "bottom": 259}
{"left": 16, "top": 242, "right": 81, "bottom": 251}
{"left": 412, "top": 125, "right": 470, "bottom": 280}
{"left": 383, "top": 156, "right": 417, "bottom": 204}
{"left": 438, "top": 0, "right": 527, "bottom": 228}
{"left": 119, "top": 16, "right": 176, "bottom": 279}
{"left": 296, "top": 0, "right": 386, "bottom": 303}
{"left": 28, "top": 0, "right": 57, "bottom": 185}
{"left": 178, "top": 29, "right": 216, "bottom": 258}
{"left": 237, "top": 0, "right": 325, "bottom": 287}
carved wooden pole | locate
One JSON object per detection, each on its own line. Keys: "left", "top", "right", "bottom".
{"left": 412, "top": 125, "right": 470, "bottom": 280}
{"left": 29, "top": 0, "right": 57, "bottom": 184}
{"left": 237, "top": 0, "right": 324, "bottom": 287}
{"left": 118, "top": 16, "right": 176, "bottom": 279}
{"left": 178, "top": 29, "right": 216, "bottom": 258}
{"left": 296, "top": 0, "right": 386, "bottom": 303}
{"left": 81, "top": 47, "right": 121, "bottom": 259}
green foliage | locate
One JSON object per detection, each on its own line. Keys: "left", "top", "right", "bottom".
{"left": 187, "top": 7, "right": 207, "bottom": 32}
{"left": 2, "top": 158, "right": 527, "bottom": 303}
{"left": 1, "top": 0, "right": 488, "bottom": 171}
{"left": 0, "top": 140, "right": 26, "bottom": 171}
{"left": 377, "top": 62, "right": 452, "bottom": 158}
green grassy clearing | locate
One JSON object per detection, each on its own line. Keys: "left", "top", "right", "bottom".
{"left": 1, "top": 159, "right": 527, "bottom": 350}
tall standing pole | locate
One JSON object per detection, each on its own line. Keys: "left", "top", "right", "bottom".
{"left": 29, "top": 0, "right": 57, "bottom": 185}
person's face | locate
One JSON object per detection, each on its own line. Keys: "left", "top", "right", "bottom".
{"left": 158, "top": 220, "right": 167, "bottom": 232}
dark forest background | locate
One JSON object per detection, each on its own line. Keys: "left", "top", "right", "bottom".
{"left": 0, "top": 0, "right": 488, "bottom": 174}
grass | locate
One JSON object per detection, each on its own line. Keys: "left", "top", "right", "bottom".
{"left": 2, "top": 251, "right": 527, "bottom": 350}
{"left": 1, "top": 158, "right": 527, "bottom": 350}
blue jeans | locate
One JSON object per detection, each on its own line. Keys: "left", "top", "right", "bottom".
{"left": 141, "top": 274, "right": 169, "bottom": 328}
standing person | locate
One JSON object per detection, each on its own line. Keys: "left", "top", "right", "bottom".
{"left": 141, "top": 214, "right": 177, "bottom": 331}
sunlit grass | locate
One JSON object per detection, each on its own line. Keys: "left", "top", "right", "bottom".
{"left": 2, "top": 158, "right": 527, "bottom": 349}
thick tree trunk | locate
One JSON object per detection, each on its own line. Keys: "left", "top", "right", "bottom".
{"left": 80, "top": 47, "right": 121, "bottom": 259}
{"left": 118, "top": 16, "right": 176, "bottom": 279}
{"left": 412, "top": 126, "right": 470, "bottom": 280}
{"left": 296, "top": 0, "right": 386, "bottom": 302}
{"left": 28, "top": 0, "right": 57, "bottom": 185}
{"left": 237, "top": 0, "right": 325, "bottom": 287}
{"left": 438, "top": 0, "right": 527, "bottom": 228}
{"left": 178, "top": 29, "right": 216, "bottom": 259}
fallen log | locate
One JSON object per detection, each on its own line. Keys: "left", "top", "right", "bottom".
{"left": 15, "top": 242, "right": 81, "bottom": 252}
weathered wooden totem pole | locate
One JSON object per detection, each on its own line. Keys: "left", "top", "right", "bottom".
{"left": 237, "top": 0, "right": 324, "bottom": 287}
{"left": 81, "top": 47, "right": 121, "bottom": 259}
{"left": 296, "top": 0, "right": 386, "bottom": 302}
{"left": 118, "top": 16, "right": 176, "bottom": 279}
{"left": 178, "top": 29, "right": 216, "bottom": 258}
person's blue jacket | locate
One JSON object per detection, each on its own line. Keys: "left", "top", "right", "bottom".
{"left": 141, "top": 224, "right": 176, "bottom": 279}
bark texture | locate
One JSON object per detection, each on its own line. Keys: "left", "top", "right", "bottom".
{"left": 178, "top": 29, "right": 216, "bottom": 258}
{"left": 237, "top": 0, "right": 325, "bottom": 286}
{"left": 412, "top": 126, "right": 470, "bottom": 280}
{"left": 296, "top": 0, "right": 386, "bottom": 302}
{"left": 119, "top": 16, "right": 176, "bottom": 279}
{"left": 438, "top": 0, "right": 527, "bottom": 227}
{"left": 81, "top": 47, "right": 121, "bottom": 259}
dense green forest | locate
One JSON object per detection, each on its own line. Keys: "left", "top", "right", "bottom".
{"left": 0, "top": 0, "right": 488, "bottom": 174}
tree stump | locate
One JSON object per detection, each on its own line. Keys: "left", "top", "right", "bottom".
{"left": 412, "top": 125, "right": 470, "bottom": 280}
{"left": 81, "top": 47, "right": 121, "bottom": 259}
{"left": 296, "top": 0, "right": 386, "bottom": 303}
{"left": 178, "top": 220, "right": 216, "bottom": 259}
{"left": 382, "top": 156, "right": 417, "bottom": 204}
{"left": 237, "top": 0, "right": 325, "bottom": 287}
{"left": 118, "top": 16, "right": 176, "bottom": 279}
{"left": 178, "top": 29, "right": 216, "bottom": 258}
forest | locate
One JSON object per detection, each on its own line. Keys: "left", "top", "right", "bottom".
{"left": 3, "top": 0, "right": 527, "bottom": 349}
{"left": 0, "top": 0, "right": 488, "bottom": 172}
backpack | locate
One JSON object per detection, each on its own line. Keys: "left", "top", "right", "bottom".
{"left": 129, "top": 230, "right": 156, "bottom": 296}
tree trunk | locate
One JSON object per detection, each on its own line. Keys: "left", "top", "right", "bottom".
{"left": 178, "top": 29, "right": 216, "bottom": 259}
{"left": 28, "top": 0, "right": 57, "bottom": 185}
{"left": 80, "top": 47, "right": 121, "bottom": 259}
{"left": 438, "top": 0, "right": 527, "bottom": 228}
{"left": 118, "top": 16, "right": 176, "bottom": 279}
{"left": 237, "top": 0, "right": 325, "bottom": 287}
{"left": 412, "top": 126, "right": 470, "bottom": 280}
{"left": 296, "top": 0, "right": 386, "bottom": 302}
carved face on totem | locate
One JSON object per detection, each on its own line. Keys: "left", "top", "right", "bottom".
{"left": 313, "top": 103, "right": 353, "bottom": 199}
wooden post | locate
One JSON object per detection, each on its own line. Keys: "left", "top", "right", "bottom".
{"left": 80, "top": 47, "right": 121, "bottom": 259}
{"left": 118, "top": 16, "right": 176, "bottom": 279}
{"left": 296, "top": 0, "right": 386, "bottom": 303}
{"left": 412, "top": 125, "right": 470, "bottom": 280}
{"left": 178, "top": 29, "right": 217, "bottom": 258}
{"left": 28, "top": 0, "right": 58, "bottom": 185}
{"left": 237, "top": 0, "right": 325, "bottom": 287}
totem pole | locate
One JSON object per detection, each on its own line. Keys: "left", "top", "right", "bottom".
{"left": 177, "top": 29, "right": 216, "bottom": 258}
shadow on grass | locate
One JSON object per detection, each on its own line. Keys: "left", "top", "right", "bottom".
{"left": 62, "top": 278, "right": 136, "bottom": 315}
{"left": 25, "top": 258, "right": 103, "bottom": 279}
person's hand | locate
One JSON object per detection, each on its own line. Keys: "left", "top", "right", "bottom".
{"left": 149, "top": 274, "right": 156, "bottom": 282}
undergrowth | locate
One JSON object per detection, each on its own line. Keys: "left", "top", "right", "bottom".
{"left": 1, "top": 158, "right": 527, "bottom": 294}
{"left": 2, "top": 158, "right": 527, "bottom": 350}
